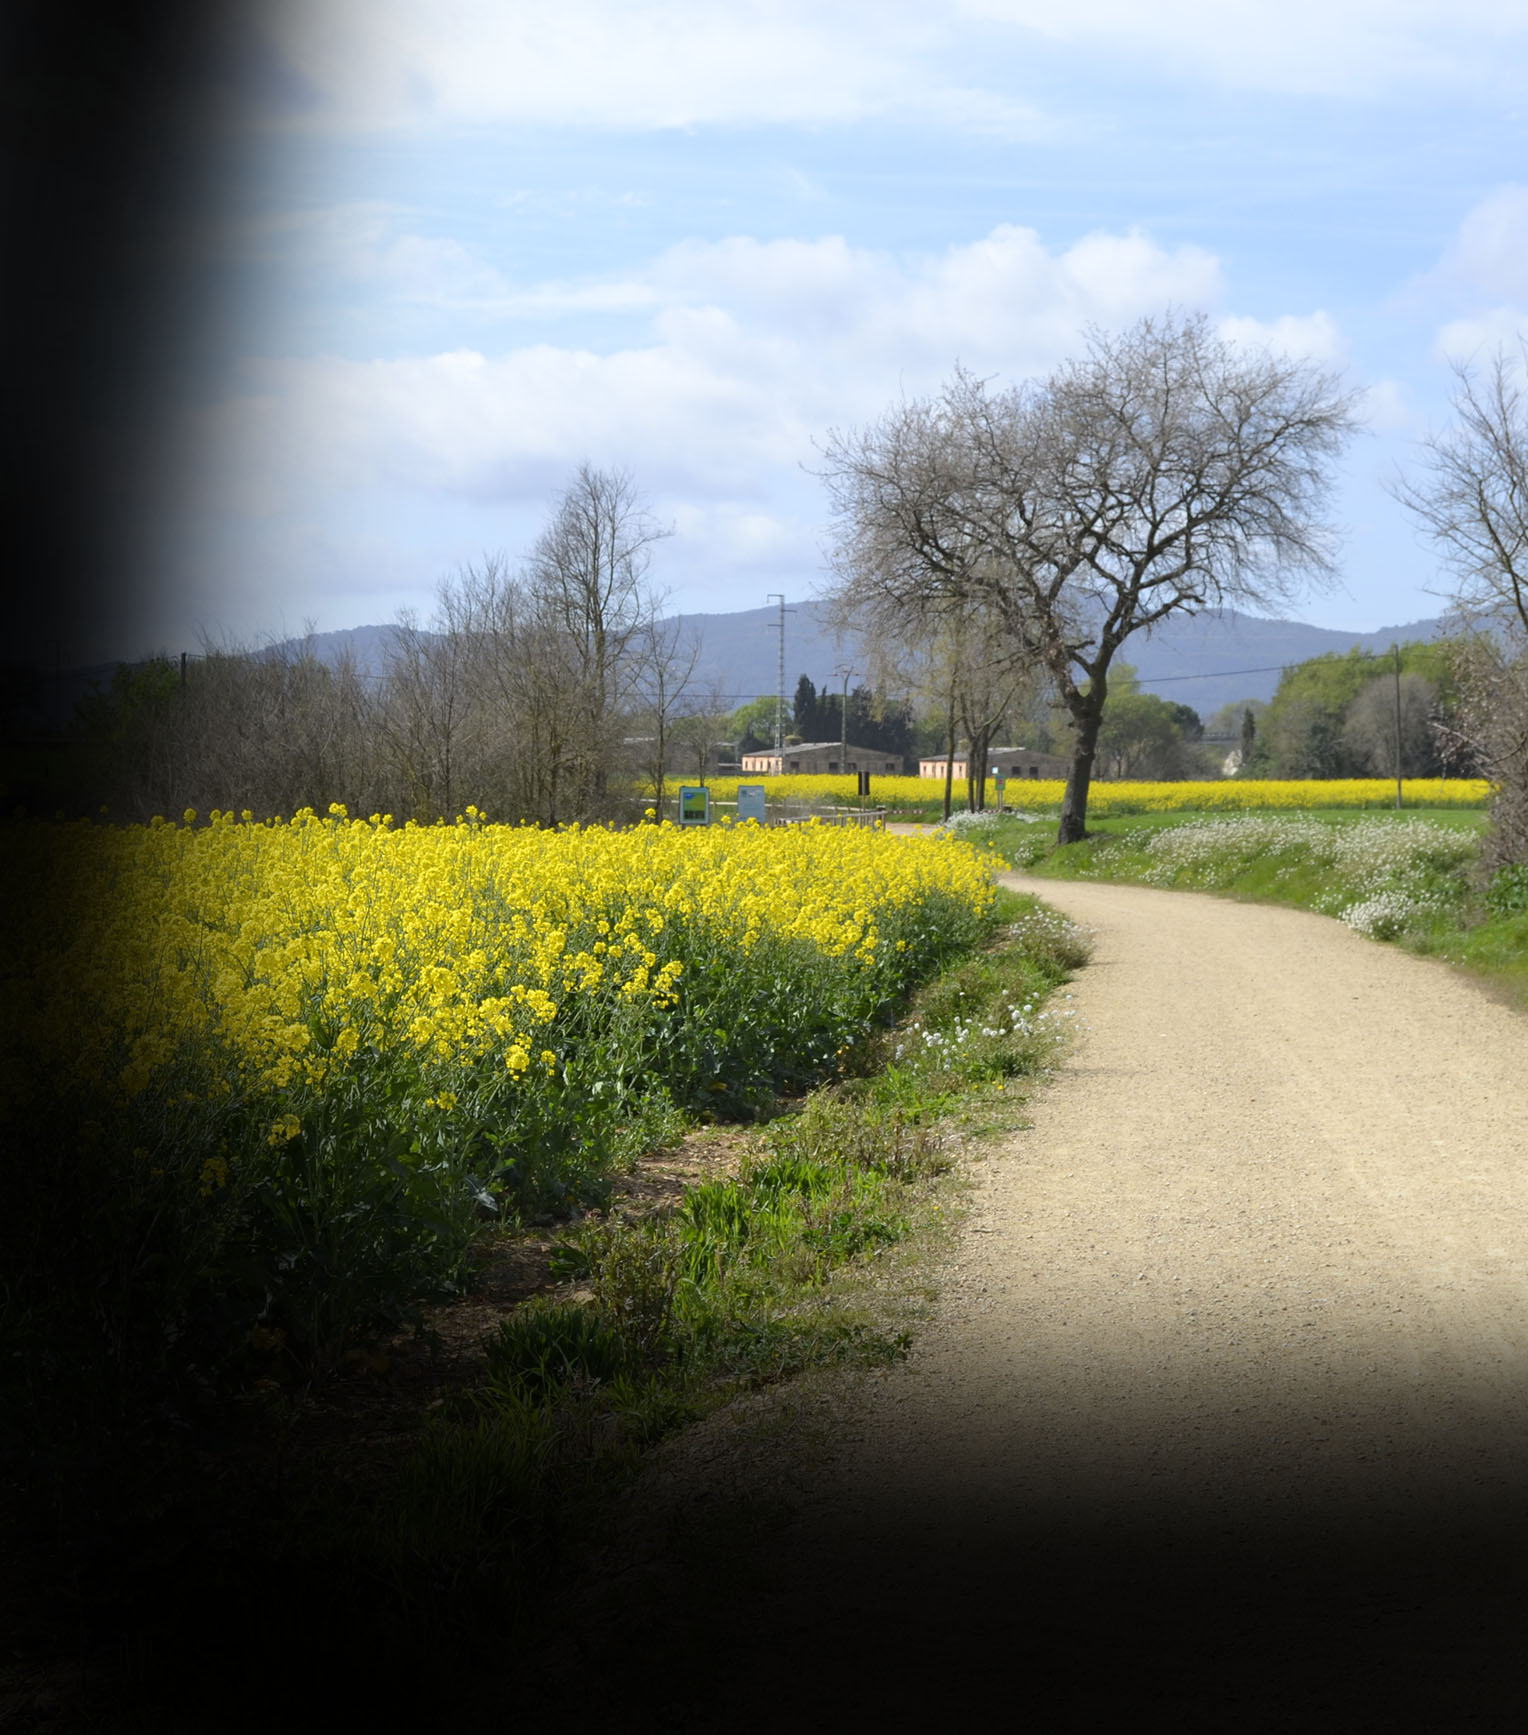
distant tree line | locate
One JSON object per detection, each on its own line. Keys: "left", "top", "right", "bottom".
{"left": 1228, "top": 642, "right": 1465, "bottom": 781}
{"left": 787, "top": 676, "right": 917, "bottom": 761}
{"left": 25, "top": 467, "right": 718, "bottom": 826}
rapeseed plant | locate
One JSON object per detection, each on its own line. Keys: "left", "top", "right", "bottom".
{"left": 5, "top": 807, "right": 998, "bottom": 1373}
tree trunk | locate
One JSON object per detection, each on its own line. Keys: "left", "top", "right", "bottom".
{"left": 972, "top": 727, "right": 990, "bottom": 812}
{"left": 1057, "top": 696, "right": 1104, "bottom": 844}
{"left": 942, "top": 684, "right": 957, "bottom": 821}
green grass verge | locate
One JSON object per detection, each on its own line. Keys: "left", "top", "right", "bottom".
{"left": 358, "top": 886, "right": 1089, "bottom": 1594}
{"left": 17, "top": 886, "right": 1090, "bottom": 1724}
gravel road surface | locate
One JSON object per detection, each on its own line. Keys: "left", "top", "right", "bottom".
{"left": 540, "top": 878, "right": 1528, "bottom": 1729}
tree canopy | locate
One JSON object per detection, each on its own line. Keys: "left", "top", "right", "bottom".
{"left": 1393, "top": 340, "right": 1528, "bottom": 869}
{"left": 820, "top": 310, "right": 1361, "bottom": 840}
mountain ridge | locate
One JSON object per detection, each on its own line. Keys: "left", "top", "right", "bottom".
{"left": 270, "top": 603, "right": 1450, "bottom": 715}
{"left": 40, "top": 604, "right": 1449, "bottom": 728}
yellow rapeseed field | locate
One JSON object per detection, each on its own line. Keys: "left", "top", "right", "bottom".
{"left": 4, "top": 805, "right": 1001, "bottom": 1353}
{"left": 9, "top": 805, "right": 996, "bottom": 1117}
{"left": 677, "top": 775, "right": 1492, "bottom": 813}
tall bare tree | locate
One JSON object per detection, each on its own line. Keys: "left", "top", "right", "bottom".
{"left": 1392, "top": 343, "right": 1528, "bottom": 639}
{"left": 1393, "top": 341, "right": 1528, "bottom": 870}
{"left": 381, "top": 604, "right": 474, "bottom": 822}
{"left": 670, "top": 674, "right": 736, "bottom": 782}
{"left": 821, "top": 311, "right": 1360, "bottom": 841}
{"left": 525, "top": 464, "right": 672, "bottom": 815}
{"left": 631, "top": 614, "right": 701, "bottom": 812}
{"left": 1342, "top": 672, "right": 1440, "bottom": 780}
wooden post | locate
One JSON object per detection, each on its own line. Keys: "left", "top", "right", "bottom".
{"left": 1392, "top": 643, "right": 1403, "bottom": 810}
{"left": 942, "top": 685, "right": 956, "bottom": 823}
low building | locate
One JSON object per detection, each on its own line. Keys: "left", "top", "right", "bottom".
{"left": 741, "top": 740, "right": 903, "bottom": 776}
{"left": 918, "top": 747, "right": 1070, "bottom": 781}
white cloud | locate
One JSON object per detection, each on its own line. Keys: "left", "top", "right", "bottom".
{"left": 1217, "top": 310, "right": 1346, "bottom": 364}
{"left": 1435, "top": 185, "right": 1528, "bottom": 303}
{"left": 1436, "top": 312, "right": 1528, "bottom": 367}
{"left": 1359, "top": 379, "right": 1417, "bottom": 434}
{"left": 955, "top": 0, "right": 1527, "bottom": 99}
{"left": 184, "top": 219, "right": 1428, "bottom": 634}
{"left": 379, "top": 234, "right": 513, "bottom": 304}
{"left": 1416, "top": 188, "right": 1528, "bottom": 375}
{"left": 267, "top": 0, "right": 1048, "bottom": 136}
{"left": 195, "top": 223, "right": 1226, "bottom": 519}
{"left": 262, "top": 0, "right": 1527, "bottom": 135}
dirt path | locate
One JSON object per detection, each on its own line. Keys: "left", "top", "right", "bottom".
{"left": 827, "top": 873, "right": 1528, "bottom": 1529}
{"left": 538, "top": 880, "right": 1528, "bottom": 1729}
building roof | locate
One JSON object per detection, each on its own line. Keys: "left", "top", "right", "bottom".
{"left": 746, "top": 741, "right": 888, "bottom": 756}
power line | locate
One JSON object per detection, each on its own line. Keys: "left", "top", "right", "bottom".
{"left": 167, "top": 656, "right": 1299, "bottom": 701}
{"left": 1137, "top": 662, "right": 1293, "bottom": 684}
{"left": 631, "top": 663, "right": 1299, "bottom": 703}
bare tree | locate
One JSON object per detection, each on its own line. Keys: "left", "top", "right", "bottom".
{"left": 1392, "top": 343, "right": 1528, "bottom": 639}
{"left": 166, "top": 630, "right": 382, "bottom": 820}
{"left": 380, "top": 604, "right": 473, "bottom": 822}
{"left": 824, "top": 522, "right": 978, "bottom": 819}
{"left": 631, "top": 614, "right": 702, "bottom": 812}
{"left": 670, "top": 674, "right": 735, "bottom": 782}
{"left": 1393, "top": 342, "right": 1528, "bottom": 873}
{"left": 390, "top": 471, "right": 683, "bottom": 827}
{"left": 525, "top": 464, "right": 672, "bottom": 816}
{"left": 435, "top": 554, "right": 581, "bottom": 826}
{"left": 821, "top": 311, "right": 1360, "bottom": 841}
{"left": 1445, "top": 645, "right": 1528, "bottom": 871}
{"left": 951, "top": 596, "right": 1046, "bottom": 812}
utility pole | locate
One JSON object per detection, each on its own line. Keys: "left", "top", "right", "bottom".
{"left": 835, "top": 664, "right": 855, "bottom": 776}
{"left": 1392, "top": 643, "right": 1404, "bottom": 810}
{"left": 766, "top": 594, "right": 794, "bottom": 753}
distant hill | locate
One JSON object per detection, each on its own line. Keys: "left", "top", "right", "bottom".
{"left": 1113, "top": 609, "right": 1450, "bottom": 712}
{"left": 656, "top": 603, "right": 1451, "bottom": 714}
{"left": 88, "top": 604, "right": 1449, "bottom": 721}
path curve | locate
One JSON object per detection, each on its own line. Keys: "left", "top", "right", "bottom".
{"left": 771, "top": 877, "right": 1528, "bottom": 1728}
{"left": 542, "top": 880, "right": 1528, "bottom": 1729}
{"left": 832, "top": 873, "right": 1528, "bottom": 1522}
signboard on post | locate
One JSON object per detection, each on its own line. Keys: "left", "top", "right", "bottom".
{"left": 678, "top": 786, "right": 710, "bottom": 827}
{"left": 735, "top": 784, "right": 766, "bottom": 825}
{"left": 993, "top": 772, "right": 1007, "bottom": 807}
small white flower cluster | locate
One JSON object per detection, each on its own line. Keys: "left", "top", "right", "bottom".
{"left": 1328, "top": 819, "right": 1475, "bottom": 884}
{"left": 1140, "top": 816, "right": 1331, "bottom": 883}
{"left": 898, "top": 989, "right": 1085, "bottom": 1063}
{"left": 1138, "top": 815, "right": 1475, "bottom": 906}
{"left": 1340, "top": 890, "right": 1419, "bottom": 940}
{"left": 937, "top": 809, "right": 1000, "bottom": 833}
{"left": 1339, "top": 884, "right": 1453, "bottom": 940}
{"left": 1005, "top": 907, "right": 1090, "bottom": 950}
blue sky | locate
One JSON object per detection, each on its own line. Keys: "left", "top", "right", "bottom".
{"left": 135, "top": 0, "right": 1528, "bottom": 661}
